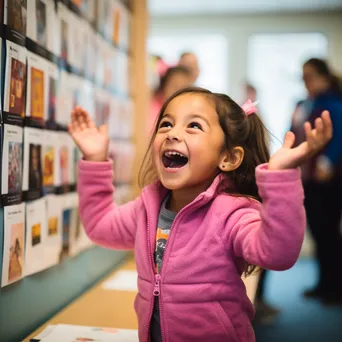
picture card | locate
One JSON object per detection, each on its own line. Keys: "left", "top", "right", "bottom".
{"left": 26, "top": 52, "right": 47, "bottom": 128}
{"left": 26, "top": 0, "right": 52, "bottom": 50}
{"left": 22, "top": 127, "right": 43, "bottom": 201}
{"left": 3, "top": 41, "right": 27, "bottom": 125}
{"left": 42, "top": 130, "right": 59, "bottom": 194}
{"left": 1, "top": 124, "right": 23, "bottom": 206}
{"left": 25, "top": 197, "right": 47, "bottom": 276}
{"left": 4, "top": 0, "right": 27, "bottom": 45}
{"left": 2, "top": 203, "right": 25, "bottom": 287}
{"left": 45, "top": 61, "right": 58, "bottom": 129}
{"left": 58, "top": 2, "right": 71, "bottom": 66}
{"left": 45, "top": 194, "right": 62, "bottom": 268}
{"left": 59, "top": 192, "right": 78, "bottom": 262}
{"left": 56, "top": 132, "right": 75, "bottom": 193}
{"left": 56, "top": 70, "right": 72, "bottom": 128}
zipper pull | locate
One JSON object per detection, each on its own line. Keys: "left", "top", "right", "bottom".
{"left": 153, "top": 274, "right": 161, "bottom": 296}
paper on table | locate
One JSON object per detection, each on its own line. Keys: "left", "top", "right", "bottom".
{"left": 102, "top": 270, "right": 138, "bottom": 291}
{"left": 31, "top": 324, "right": 139, "bottom": 342}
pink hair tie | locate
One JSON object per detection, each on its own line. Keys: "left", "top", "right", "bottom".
{"left": 241, "top": 99, "right": 259, "bottom": 116}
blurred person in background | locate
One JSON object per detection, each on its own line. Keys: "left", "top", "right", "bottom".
{"left": 148, "top": 66, "right": 192, "bottom": 133}
{"left": 291, "top": 58, "right": 342, "bottom": 305}
{"left": 244, "top": 83, "right": 281, "bottom": 324}
{"left": 178, "top": 51, "right": 200, "bottom": 85}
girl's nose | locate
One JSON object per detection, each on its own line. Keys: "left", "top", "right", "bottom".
{"left": 166, "top": 130, "right": 181, "bottom": 141}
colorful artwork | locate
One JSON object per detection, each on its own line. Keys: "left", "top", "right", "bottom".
{"left": 30, "top": 66, "right": 45, "bottom": 119}
{"left": 8, "top": 142, "right": 23, "bottom": 194}
{"left": 8, "top": 222, "right": 24, "bottom": 282}
{"left": 9, "top": 57, "right": 26, "bottom": 117}
{"left": 7, "top": 0, "right": 27, "bottom": 35}
{"left": 43, "top": 146, "right": 54, "bottom": 186}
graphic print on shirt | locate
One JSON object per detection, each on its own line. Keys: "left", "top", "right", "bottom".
{"left": 155, "top": 227, "right": 170, "bottom": 273}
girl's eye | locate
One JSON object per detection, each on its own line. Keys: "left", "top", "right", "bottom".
{"left": 159, "top": 121, "right": 172, "bottom": 129}
{"left": 189, "top": 122, "right": 202, "bottom": 130}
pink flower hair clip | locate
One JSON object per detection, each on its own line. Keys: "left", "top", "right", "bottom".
{"left": 241, "top": 99, "right": 259, "bottom": 116}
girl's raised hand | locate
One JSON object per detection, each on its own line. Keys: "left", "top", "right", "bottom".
{"left": 269, "top": 110, "right": 332, "bottom": 170}
{"left": 68, "top": 106, "right": 109, "bottom": 162}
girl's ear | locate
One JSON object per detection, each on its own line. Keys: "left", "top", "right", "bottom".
{"left": 219, "top": 146, "right": 244, "bottom": 172}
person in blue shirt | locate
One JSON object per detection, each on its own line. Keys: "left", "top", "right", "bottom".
{"left": 291, "top": 58, "right": 342, "bottom": 305}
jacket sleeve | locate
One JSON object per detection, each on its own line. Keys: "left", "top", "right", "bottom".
{"left": 228, "top": 164, "right": 306, "bottom": 271}
{"left": 77, "top": 159, "right": 142, "bottom": 250}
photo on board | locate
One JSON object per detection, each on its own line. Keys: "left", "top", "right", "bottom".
{"left": 59, "top": 145, "right": 69, "bottom": 186}
{"left": 7, "top": 0, "right": 27, "bottom": 35}
{"left": 9, "top": 57, "right": 26, "bottom": 117}
{"left": 43, "top": 145, "right": 54, "bottom": 187}
{"left": 29, "top": 143, "right": 42, "bottom": 190}
{"left": 8, "top": 141, "right": 23, "bottom": 194}
{"left": 31, "top": 223, "right": 41, "bottom": 246}
{"left": 47, "top": 76, "right": 56, "bottom": 123}
{"left": 8, "top": 222, "right": 24, "bottom": 282}
{"left": 30, "top": 66, "right": 45, "bottom": 119}
{"left": 36, "top": 0, "right": 47, "bottom": 47}
{"left": 48, "top": 216, "right": 58, "bottom": 236}
{"left": 61, "top": 19, "right": 68, "bottom": 62}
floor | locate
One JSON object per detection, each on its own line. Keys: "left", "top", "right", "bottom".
{"left": 253, "top": 259, "right": 342, "bottom": 342}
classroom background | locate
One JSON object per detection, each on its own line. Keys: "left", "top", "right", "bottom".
{"left": 0, "top": 0, "right": 341, "bottom": 341}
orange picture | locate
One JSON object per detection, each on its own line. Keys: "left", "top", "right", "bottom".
{"left": 9, "top": 57, "right": 26, "bottom": 117}
{"left": 30, "top": 67, "right": 45, "bottom": 119}
{"left": 8, "top": 222, "right": 24, "bottom": 282}
{"left": 31, "top": 223, "right": 41, "bottom": 246}
{"left": 112, "top": 5, "right": 120, "bottom": 45}
{"left": 48, "top": 216, "right": 58, "bottom": 236}
{"left": 43, "top": 146, "right": 54, "bottom": 186}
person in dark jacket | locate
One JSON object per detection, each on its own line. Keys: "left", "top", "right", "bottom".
{"left": 291, "top": 58, "right": 342, "bottom": 304}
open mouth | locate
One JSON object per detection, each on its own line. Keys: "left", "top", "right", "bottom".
{"left": 162, "top": 151, "right": 189, "bottom": 169}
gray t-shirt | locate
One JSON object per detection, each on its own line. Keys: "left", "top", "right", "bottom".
{"left": 150, "top": 195, "right": 176, "bottom": 342}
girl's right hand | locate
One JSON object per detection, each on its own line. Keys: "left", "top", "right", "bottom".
{"left": 68, "top": 106, "right": 109, "bottom": 162}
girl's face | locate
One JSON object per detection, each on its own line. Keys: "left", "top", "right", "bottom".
{"left": 152, "top": 93, "right": 226, "bottom": 192}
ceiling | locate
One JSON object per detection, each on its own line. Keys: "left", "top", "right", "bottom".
{"left": 148, "top": 0, "right": 342, "bottom": 16}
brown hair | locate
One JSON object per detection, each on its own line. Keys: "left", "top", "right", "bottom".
{"left": 139, "top": 87, "right": 270, "bottom": 275}
{"left": 304, "top": 58, "right": 342, "bottom": 95}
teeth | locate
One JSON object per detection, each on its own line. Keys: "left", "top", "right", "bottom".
{"left": 165, "top": 151, "right": 186, "bottom": 158}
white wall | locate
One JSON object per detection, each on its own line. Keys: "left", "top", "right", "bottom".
{"left": 149, "top": 11, "right": 342, "bottom": 101}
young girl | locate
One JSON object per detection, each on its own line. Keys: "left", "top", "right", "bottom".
{"left": 69, "top": 87, "right": 332, "bottom": 342}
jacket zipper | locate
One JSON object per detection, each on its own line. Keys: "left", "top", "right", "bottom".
{"left": 154, "top": 195, "right": 204, "bottom": 342}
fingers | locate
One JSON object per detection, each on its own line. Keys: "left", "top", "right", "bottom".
{"left": 282, "top": 131, "right": 295, "bottom": 149}
{"left": 70, "top": 106, "right": 95, "bottom": 132}
{"left": 321, "top": 110, "right": 333, "bottom": 140}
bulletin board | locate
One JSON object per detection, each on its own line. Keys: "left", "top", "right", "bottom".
{"left": 0, "top": 0, "right": 146, "bottom": 341}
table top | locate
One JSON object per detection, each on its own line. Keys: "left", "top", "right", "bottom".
{"left": 24, "top": 256, "right": 258, "bottom": 341}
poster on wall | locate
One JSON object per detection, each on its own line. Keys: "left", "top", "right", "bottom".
{"left": 94, "top": 34, "right": 105, "bottom": 87}
{"left": 56, "top": 131, "right": 74, "bottom": 194}
{"left": 84, "top": 23, "right": 96, "bottom": 80}
{"left": 56, "top": 70, "right": 72, "bottom": 128}
{"left": 42, "top": 130, "right": 58, "bottom": 195}
{"left": 58, "top": 2, "right": 71, "bottom": 67}
{"left": 1, "top": 124, "right": 23, "bottom": 206}
{"left": 26, "top": 0, "right": 51, "bottom": 50}
{"left": 68, "top": 11, "right": 85, "bottom": 73}
{"left": 59, "top": 192, "right": 78, "bottom": 262}
{"left": 22, "top": 127, "right": 43, "bottom": 201}
{"left": 26, "top": 52, "right": 47, "bottom": 128}
{"left": 112, "top": 0, "right": 130, "bottom": 50}
{"left": 3, "top": 41, "right": 27, "bottom": 126}
{"left": 94, "top": 88, "right": 111, "bottom": 127}
{"left": 25, "top": 197, "right": 47, "bottom": 276}
{"left": 1, "top": 203, "right": 25, "bottom": 287}
{"left": 4, "top": 0, "right": 27, "bottom": 45}
{"left": 45, "top": 194, "right": 62, "bottom": 268}
{"left": 117, "top": 98, "right": 133, "bottom": 139}
{"left": 45, "top": 61, "right": 58, "bottom": 129}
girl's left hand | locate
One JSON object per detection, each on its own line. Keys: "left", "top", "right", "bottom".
{"left": 269, "top": 110, "right": 332, "bottom": 170}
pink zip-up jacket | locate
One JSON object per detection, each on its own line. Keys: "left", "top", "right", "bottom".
{"left": 78, "top": 160, "right": 306, "bottom": 342}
